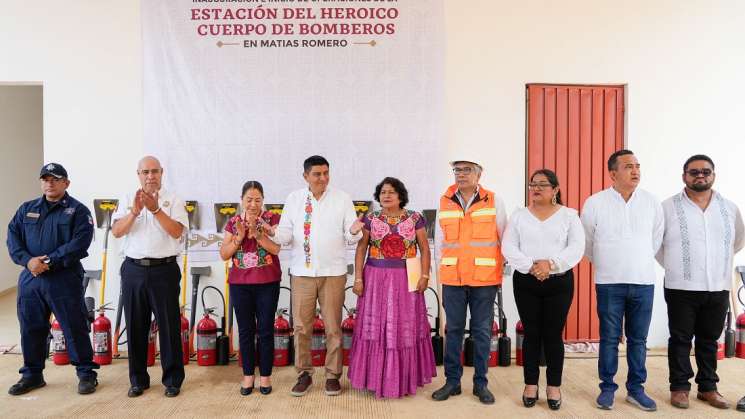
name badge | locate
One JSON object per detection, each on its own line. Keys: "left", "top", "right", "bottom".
{"left": 26, "top": 212, "right": 40, "bottom": 218}
{"left": 64, "top": 207, "right": 76, "bottom": 215}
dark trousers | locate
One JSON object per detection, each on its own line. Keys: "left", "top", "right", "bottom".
{"left": 513, "top": 270, "right": 574, "bottom": 386}
{"left": 121, "top": 259, "right": 184, "bottom": 388}
{"left": 230, "top": 282, "right": 280, "bottom": 377}
{"left": 664, "top": 288, "right": 729, "bottom": 392}
{"left": 17, "top": 271, "right": 98, "bottom": 381}
{"left": 442, "top": 284, "right": 497, "bottom": 388}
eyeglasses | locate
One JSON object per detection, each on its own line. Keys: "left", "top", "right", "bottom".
{"left": 528, "top": 183, "right": 553, "bottom": 190}
{"left": 452, "top": 167, "right": 473, "bottom": 175}
{"left": 685, "top": 169, "right": 713, "bottom": 178}
{"left": 138, "top": 168, "right": 162, "bottom": 176}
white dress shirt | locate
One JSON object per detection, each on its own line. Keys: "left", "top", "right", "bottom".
{"left": 581, "top": 187, "right": 664, "bottom": 285}
{"left": 111, "top": 189, "right": 188, "bottom": 259}
{"left": 274, "top": 186, "right": 362, "bottom": 277}
{"left": 502, "top": 206, "right": 585, "bottom": 275}
{"left": 657, "top": 190, "right": 744, "bottom": 291}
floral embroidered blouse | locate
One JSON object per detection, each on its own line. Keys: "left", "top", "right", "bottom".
{"left": 364, "top": 210, "right": 425, "bottom": 260}
{"left": 224, "top": 211, "right": 281, "bottom": 285}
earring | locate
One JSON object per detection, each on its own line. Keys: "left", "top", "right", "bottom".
{"left": 551, "top": 194, "right": 557, "bottom": 206}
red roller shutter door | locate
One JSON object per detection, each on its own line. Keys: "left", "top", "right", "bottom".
{"left": 526, "top": 84, "right": 625, "bottom": 342}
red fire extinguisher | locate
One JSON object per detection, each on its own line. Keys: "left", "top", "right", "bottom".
{"left": 197, "top": 308, "right": 218, "bottom": 366}
{"left": 274, "top": 309, "right": 291, "bottom": 367}
{"left": 92, "top": 305, "right": 113, "bottom": 365}
{"left": 736, "top": 311, "right": 745, "bottom": 359}
{"left": 488, "top": 319, "right": 499, "bottom": 367}
{"left": 341, "top": 308, "right": 356, "bottom": 366}
{"left": 147, "top": 319, "right": 158, "bottom": 367}
{"left": 51, "top": 317, "right": 69, "bottom": 365}
{"left": 516, "top": 320, "right": 525, "bottom": 366}
{"left": 717, "top": 330, "right": 725, "bottom": 360}
{"left": 311, "top": 308, "right": 326, "bottom": 367}
{"left": 180, "top": 307, "right": 190, "bottom": 365}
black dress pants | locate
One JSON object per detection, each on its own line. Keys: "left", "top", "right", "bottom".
{"left": 513, "top": 270, "right": 574, "bottom": 386}
{"left": 121, "top": 258, "right": 184, "bottom": 388}
{"left": 664, "top": 288, "right": 729, "bottom": 392}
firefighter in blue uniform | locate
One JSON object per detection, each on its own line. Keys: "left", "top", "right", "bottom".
{"left": 6, "top": 163, "right": 99, "bottom": 395}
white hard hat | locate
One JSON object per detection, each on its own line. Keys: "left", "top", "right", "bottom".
{"left": 449, "top": 159, "right": 483, "bottom": 169}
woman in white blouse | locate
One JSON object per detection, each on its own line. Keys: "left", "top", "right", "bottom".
{"left": 502, "top": 169, "right": 585, "bottom": 411}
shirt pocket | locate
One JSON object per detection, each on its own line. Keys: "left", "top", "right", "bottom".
{"left": 57, "top": 215, "right": 73, "bottom": 242}
{"left": 439, "top": 217, "right": 460, "bottom": 241}
{"left": 23, "top": 215, "right": 40, "bottom": 237}
{"left": 471, "top": 215, "right": 496, "bottom": 240}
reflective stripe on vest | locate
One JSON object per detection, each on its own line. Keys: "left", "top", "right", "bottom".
{"left": 469, "top": 241, "right": 500, "bottom": 248}
{"left": 474, "top": 257, "right": 497, "bottom": 266}
{"left": 471, "top": 207, "right": 497, "bottom": 217}
{"left": 439, "top": 210, "right": 464, "bottom": 219}
{"left": 441, "top": 257, "right": 458, "bottom": 266}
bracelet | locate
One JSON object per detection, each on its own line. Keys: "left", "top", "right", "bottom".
{"left": 354, "top": 278, "right": 363, "bottom": 283}
{"left": 151, "top": 207, "right": 161, "bottom": 215}
{"left": 421, "top": 274, "right": 430, "bottom": 279}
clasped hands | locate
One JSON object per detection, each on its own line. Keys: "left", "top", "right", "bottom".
{"left": 529, "top": 259, "right": 552, "bottom": 281}
{"left": 234, "top": 212, "right": 274, "bottom": 242}
{"left": 131, "top": 189, "right": 159, "bottom": 216}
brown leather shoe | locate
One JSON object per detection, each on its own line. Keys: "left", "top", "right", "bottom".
{"left": 670, "top": 391, "right": 689, "bottom": 409}
{"left": 290, "top": 372, "right": 312, "bottom": 397}
{"left": 325, "top": 378, "right": 341, "bottom": 396}
{"left": 697, "top": 391, "right": 730, "bottom": 409}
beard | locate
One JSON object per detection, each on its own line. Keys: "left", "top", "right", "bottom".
{"left": 688, "top": 181, "right": 712, "bottom": 192}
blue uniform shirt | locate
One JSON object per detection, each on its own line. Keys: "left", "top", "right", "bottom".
{"left": 7, "top": 192, "right": 94, "bottom": 277}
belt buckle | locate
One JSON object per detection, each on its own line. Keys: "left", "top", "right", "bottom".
{"left": 140, "top": 258, "right": 151, "bottom": 267}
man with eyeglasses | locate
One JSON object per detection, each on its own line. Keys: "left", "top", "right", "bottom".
{"left": 656, "top": 154, "right": 744, "bottom": 410}
{"left": 432, "top": 158, "right": 507, "bottom": 404}
{"left": 581, "top": 149, "right": 664, "bottom": 411}
{"left": 6, "top": 163, "right": 99, "bottom": 396}
{"left": 111, "top": 156, "right": 189, "bottom": 398}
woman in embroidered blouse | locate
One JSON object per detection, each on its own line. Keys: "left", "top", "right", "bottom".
{"left": 502, "top": 169, "right": 585, "bottom": 411}
{"left": 347, "top": 177, "right": 436, "bottom": 398}
{"left": 220, "top": 181, "right": 281, "bottom": 396}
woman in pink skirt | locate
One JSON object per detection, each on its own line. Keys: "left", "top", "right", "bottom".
{"left": 348, "top": 177, "right": 436, "bottom": 398}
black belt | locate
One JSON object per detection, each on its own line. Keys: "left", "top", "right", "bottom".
{"left": 126, "top": 256, "right": 177, "bottom": 267}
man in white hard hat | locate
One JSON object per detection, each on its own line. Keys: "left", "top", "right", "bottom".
{"left": 432, "top": 158, "right": 507, "bottom": 405}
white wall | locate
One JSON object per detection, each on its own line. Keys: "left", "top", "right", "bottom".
{"left": 0, "top": 85, "right": 43, "bottom": 292}
{"left": 2, "top": 1, "right": 745, "bottom": 347}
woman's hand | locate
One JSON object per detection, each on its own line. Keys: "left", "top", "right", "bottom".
{"left": 416, "top": 276, "right": 429, "bottom": 293}
{"left": 234, "top": 217, "right": 246, "bottom": 242}
{"left": 257, "top": 217, "right": 275, "bottom": 237}
{"left": 530, "top": 260, "right": 551, "bottom": 281}
{"left": 349, "top": 215, "right": 364, "bottom": 235}
{"left": 352, "top": 280, "right": 364, "bottom": 297}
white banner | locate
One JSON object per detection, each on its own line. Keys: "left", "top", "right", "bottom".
{"left": 143, "top": 0, "right": 445, "bottom": 260}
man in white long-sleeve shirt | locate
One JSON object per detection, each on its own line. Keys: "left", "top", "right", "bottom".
{"left": 581, "top": 149, "right": 664, "bottom": 412}
{"left": 657, "top": 154, "right": 744, "bottom": 410}
{"left": 273, "top": 155, "right": 363, "bottom": 397}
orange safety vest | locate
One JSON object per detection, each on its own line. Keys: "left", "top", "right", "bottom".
{"left": 438, "top": 184, "right": 503, "bottom": 286}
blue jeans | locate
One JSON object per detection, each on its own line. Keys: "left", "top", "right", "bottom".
{"left": 442, "top": 285, "right": 497, "bottom": 388}
{"left": 596, "top": 284, "right": 654, "bottom": 395}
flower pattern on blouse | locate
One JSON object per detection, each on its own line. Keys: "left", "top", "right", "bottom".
{"left": 230, "top": 212, "right": 276, "bottom": 270}
{"left": 365, "top": 210, "right": 424, "bottom": 260}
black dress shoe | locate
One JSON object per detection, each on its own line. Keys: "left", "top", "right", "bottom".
{"left": 522, "top": 386, "right": 538, "bottom": 408}
{"left": 259, "top": 386, "right": 272, "bottom": 395}
{"left": 128, "top": 384, "right": 150, "bottom": 398}
{"left": 78, "top": 378, "right": 98, "bottom": 395}
{"left": 547, "top": 388, "right": 562, "bottom": 410}
{"left": 164, "top": 386, "right": 180, "bottom": 397}
{"left": 432, "top": 383, "right": 462, "bottom": 401}
{"left": 737, "top": 395, "right": 745, "bottom": 412}
{"left": 8, "top": 378, "right": 46, "bottom": 396}
{"left": 240, "top": 386, "right": 254, "bottom": 396}
{"left": 473, "top": 386, "right": 495, "bottom": 405}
